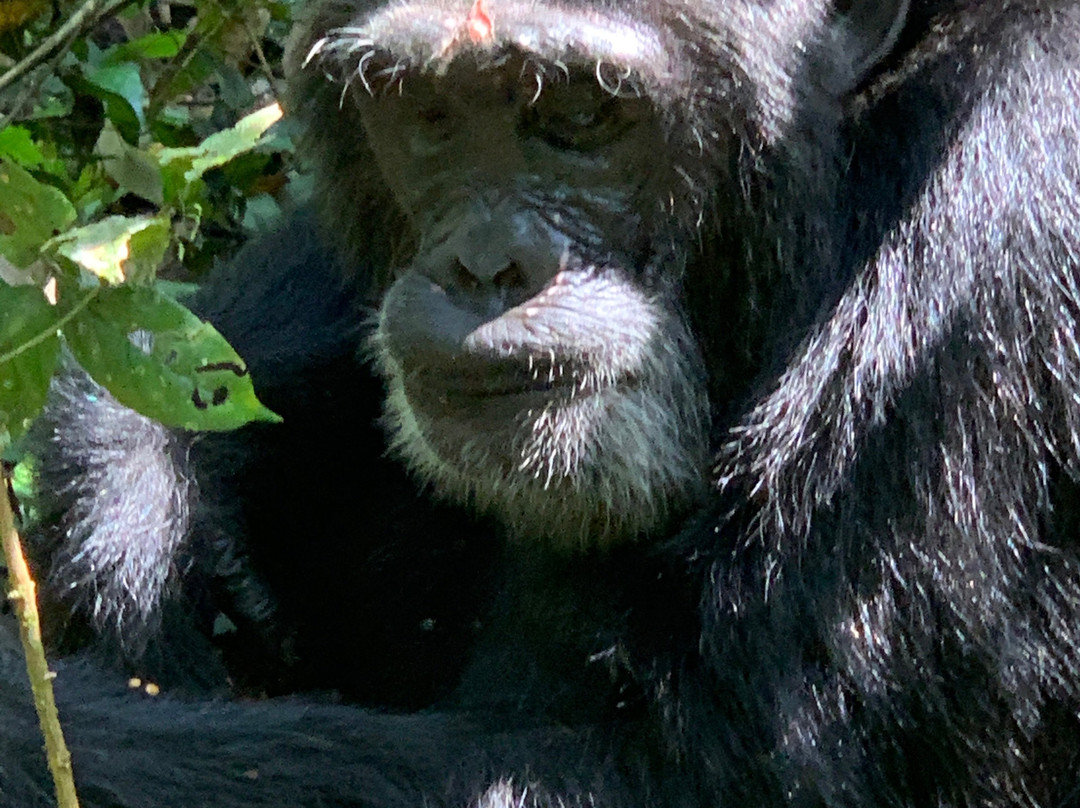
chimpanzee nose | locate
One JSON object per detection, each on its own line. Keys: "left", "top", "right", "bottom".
{"left": 437, "top": 256, "right": 543, "bottom": 318}
{"left": 449, "top": 257, "right": 528, "bottom": 295}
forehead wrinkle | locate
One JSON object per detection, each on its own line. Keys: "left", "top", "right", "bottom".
{"left": 330, "top": 0, "right": 679, "bottom": 89}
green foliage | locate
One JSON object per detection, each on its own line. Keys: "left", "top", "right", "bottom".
{"left": 0, "top": 159, "right": 77, "bottom": 267}
{"left": 66, "top": 285, "right": 281, "bottom": 430}
{"left": 0, "top": 0, "right": 301, "bottom": 450}
{"left": 0, "top": 284, "right": 60, "bottom": 446}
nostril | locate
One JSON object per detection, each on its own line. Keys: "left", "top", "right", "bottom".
{"left": 452, "top": 260, "right": 481, "bottom": 292}
{"left": 438, "top": 258, "right": 535, "bottom": 318}
{"left": 492, "top": 262, "right": 527, "bottom": 290}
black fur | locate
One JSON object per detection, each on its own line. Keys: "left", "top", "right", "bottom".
{"left": 7, "top": 1, "right": 1080, "bottom": 806}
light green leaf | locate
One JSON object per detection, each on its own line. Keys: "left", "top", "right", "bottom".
{"left": 66, "top": 286, "right": 280, "bottom": 431}
{"left": 48, "top": 214, "right": 171, "bottom": 284}
{"left": 0, "top": 159, "right": 77, "bottom": 268}
{"left": 0, "top": 126, "right": 46, "bottom": 166}
{"left": 104, "top": 30, "right": 186, "bottom": 63}
{"left": 158, "top": 103, "right": 283, "bottom": 203}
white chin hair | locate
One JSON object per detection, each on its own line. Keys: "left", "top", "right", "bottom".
{"left": 378, "top": 348, "right": 710, "bottom": 553}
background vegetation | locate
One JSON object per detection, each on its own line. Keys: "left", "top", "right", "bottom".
{"left": 1, "top": 0, "right": 301, "bottom": 455}
{"left": 0, "top": 6, "right": 299, "bottom": 801}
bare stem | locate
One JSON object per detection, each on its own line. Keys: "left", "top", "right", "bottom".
{"left": 0, "top": 0, "right": 134, "bottom": 94}
{"left": 1, "top": 469, "right": 80, "bottom": 808}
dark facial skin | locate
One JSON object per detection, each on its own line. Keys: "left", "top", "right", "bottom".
{"left": 349, "top": 53, "right": 710, "bottom": 550}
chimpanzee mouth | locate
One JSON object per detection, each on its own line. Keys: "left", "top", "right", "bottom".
{"left": 414, "top": 350, "right": 617, "bottom": 396}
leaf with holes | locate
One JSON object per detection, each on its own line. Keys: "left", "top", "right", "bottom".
{"left": 65, "top": 286, "right": 280, "bottom": 431}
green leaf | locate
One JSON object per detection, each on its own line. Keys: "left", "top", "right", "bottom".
{"left": 66, "top": 72, "right": 139, "bottom": 144}
{"left": 8, "top": 456, "right": 35, "bottom": 501}
{"left": 158, "top": 103, "right": 283, "bottom": 205}
{"left": 96, "top": 121, "right": 164, "bottom": 204}
{"left": 0, "top": 283, "right": 61, "bottom": 447}
{"left": 0, "top": 126, "right": 46, "bottom": 166}
{"left": 84, "top": 62, "right": 148, "bottom": 126}
{"left": 104, "top": 30, "right": 186, "bottom": 63}
{"left": 48, "top": 214, "right": 171, "bottom": 284}
{"left": 65, "top": 286, "right": 280, "bottom": 431}
{"left": 0, "top": 159, "right": 77, "bottom": 268}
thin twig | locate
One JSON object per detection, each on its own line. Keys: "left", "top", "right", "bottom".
{"left": 0, "top": 0, "right": 134, "bottom": 94}
{"left": 1, "top": 468, "right": 80, "bottom": 808}
{"left": 243, "top": 15, "right": 283, "bottom": 98}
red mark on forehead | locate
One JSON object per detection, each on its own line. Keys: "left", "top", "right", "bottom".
{"left": 465, "top": 0, "right": 494, "bottom": 42}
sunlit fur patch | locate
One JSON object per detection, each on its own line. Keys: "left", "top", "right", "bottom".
{"left": 473, "top": 777, "right": 598, "bottom": 808}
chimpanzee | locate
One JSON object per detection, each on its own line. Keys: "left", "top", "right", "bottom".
{"left": 4, "top": 0, "right": 1080, "bottom": 806}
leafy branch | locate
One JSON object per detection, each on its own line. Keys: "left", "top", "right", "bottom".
{"left": 0, "top": 2, "right": 298, "bottom": 803}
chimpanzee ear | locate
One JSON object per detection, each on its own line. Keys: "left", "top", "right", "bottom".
{"left": 834, "top": 0, "right": 910, "bottom": 85}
